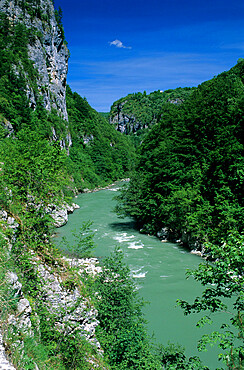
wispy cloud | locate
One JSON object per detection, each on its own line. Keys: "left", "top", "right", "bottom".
{"left": 109, "top": 39, "right": 132, "bottom": 49}
{"left": 69, "top": 51, "right": 233, "bottom": 111}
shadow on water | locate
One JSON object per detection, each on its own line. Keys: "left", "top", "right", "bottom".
{"left": 108, "top": 221, "right": 137, "bottom": 232}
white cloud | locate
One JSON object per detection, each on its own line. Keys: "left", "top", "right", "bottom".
{"left": 109, "top": 39, "right": 132, "bottom": 49}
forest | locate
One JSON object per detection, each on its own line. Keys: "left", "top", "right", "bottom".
{"left": 110, "top": 87, "right": 196, "bottom": 138}
{"left": 113, "top": 60, "right": 244, "bottom": 369}
{"left": 115, "top": 61, "right": 244, "bottom": 246}
{"left": 0, "top": 1, "right": 243, "bottom": 369}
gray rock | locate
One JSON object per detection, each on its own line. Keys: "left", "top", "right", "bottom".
{"left": 50, "top": 202, "right": 80, "bottom": 227}
{"left": 110, "top": 102, "right": 146, "bottom": 134}
{"left": 0, "top": 0, "right": 71, "bottom": 147}
{"left": 7, "top": 273, "right": 33, "bottom": 337}
{"left": 36, "top": 257, "right": 101, "bottom": 347}
{"left": 0, "top": 332, "right": 16, "bottom": 370}
{"left": 51, "top": 206, "right": 68, "bottom": 227}
{"left": 0, "top": 210, "right": 7, "bottom": 220}
{"left": 7, "top": 272, "right": 22, "bottom": 298}
{"left": 157, "top": 227, "right": 169, "bottom": 241}
{"left": 0, "top": 118, "right": 14, "bottom": 138}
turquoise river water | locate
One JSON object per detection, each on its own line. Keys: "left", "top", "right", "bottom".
{"left": 55, "top": 183, "right": 226, "bottom": 369}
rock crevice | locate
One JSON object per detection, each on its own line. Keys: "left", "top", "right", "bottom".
{"left": 0, "top": 0, "right": 69, "bottom": 122}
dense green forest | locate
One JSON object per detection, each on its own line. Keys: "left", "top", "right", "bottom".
{"left": 66, "top": 86, "right": 135, "bottom": 189}
{"left": 0, "top": 0, "right": 243, "bottom": 368}
{"left": 110, "top": 87, "right": 196, "bottom": 139}
{"left": 116, "top": 61, "right": 244, "bottom": 246}
{"left": 0, "top": 7, "right": 143, "bottom": 370}
{"left": 114, "top": 61, "right": 244, "bottom": 369}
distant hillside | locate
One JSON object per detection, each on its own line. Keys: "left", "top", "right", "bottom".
{"left": 116, "top": 60, "right": 244, "bottom": 247}
{"left": 110, "top": 87, "right": 196, "bottom": 137}
{"left": 66, "top": 86, "right": 135, "bottom": 189}
{"left": 0, "top": 1, "right": 135, "bottom": 192}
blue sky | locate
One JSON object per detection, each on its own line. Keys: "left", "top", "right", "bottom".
{"left": 55, "top": 0, "right": 244, "bottom": 112}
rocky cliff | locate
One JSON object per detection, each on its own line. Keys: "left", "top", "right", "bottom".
{"left": 110, "top": 101, "right": 148, "bottom": 134}
{"left": 110, "top": 88, "right": 195, "bottom": 135}
{"left": 0, "top": 0, "right": 69, "bottom": 120}
{"left": 0, "top": 210, "right": 105, "bottom": 369}
{"left": 0, "top": 0, "right": 71, "bottom": 151}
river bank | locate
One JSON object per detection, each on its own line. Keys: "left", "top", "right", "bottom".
{"left": 55, "top": 184, "right": 222, "bottom": 369}
{"left": 82, "top": 178, "right": 130, "bottom": 193}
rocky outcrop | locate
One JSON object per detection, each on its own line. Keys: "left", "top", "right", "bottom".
{"left": 167, "top": 97, "right": 184, "bottom": 105}
{"left": 0, "top": 0, "right": 69, "bottom": 122}
{"left": 1, "top": 250, "right": 103, "bottom": 368}
{"left": 50, "top": 202, "right": 80, "bottom": 227}
{"left": 110, "top": 102, "right": 147, "bottom": 134}
{"left": 156, "top": 226, "right": 204, "bottom": 255}
{"left": 0, "top": 202, "right": 104, "bottom": 367}
{"left": 110, "top": 89, "right": 193, "bottom": 135}
{"left": 0, "top": 332, "right": 16, "bottom": 370}
{"left": 0, "top": 117, "right": 14, "bottom": 138}
{"left": 0, "top": 210, "right": 19, "bottom": 232}
{"left": 35, "top": 257, "right": 102, "bottom": 349}
{"left": 7, "top": 272, "right": 33, "bottom": 336}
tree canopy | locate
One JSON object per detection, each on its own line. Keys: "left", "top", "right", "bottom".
{"left": 116, "top": 61, "right": 244, "bottom": 246}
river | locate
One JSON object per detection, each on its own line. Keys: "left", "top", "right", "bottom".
{"left": 56, "top": 183, "right": 224, "bottom": 369}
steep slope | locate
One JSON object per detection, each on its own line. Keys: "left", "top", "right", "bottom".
{"left": 0, "top": 0, "right": 71, "bottom": 150}
{"left": 116, "top": 61, "right": 244, "bottom": 247}
{"left": 0, "top": 0, "right": 135, "bottom": 190}
{"left": 0, "top": 1, "right": 135, "bottom": 368}
{"left": 66, "top": 85, "right": 135, "bottom": 189}
{"left": 110, "top": 87, "right": 195, "bottom": 136}
{"left": 0, "top": 0, "right": 69, "bottom": 120}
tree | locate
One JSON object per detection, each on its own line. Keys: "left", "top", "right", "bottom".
{"left": 60, "top": 221, "right": 95, "bottom": 260}
{"left": 178, "top": 232, "right": 244, "bottom": 369}
{"left": 94, "top": 248, "right": 162, "bottom": 369}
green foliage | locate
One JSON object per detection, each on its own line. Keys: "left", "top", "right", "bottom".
{"left": 116, "top": 61, "right": 244, "bottom": 245}
{"left": 94, "top": 248, "right": 162, "bottom": 369}
{"left": 0, "top": 128, "right": 70, "bottom": 251}
{"left": 66, "top": 85, "right": 136, "bottom": 189}
{"left": 0, "top": 16, "right": 39, "bottom": 122}
{"left": 54, "top": 6, "right": 66, "bottom": 43}
{"left": 178, "top": 232, "right": 244, "bottom": 369}
{"left": 60, "top": 221, "right": 95, "bottom": 259}
{"left": 38, "top": 308, "right": 95, "bottom": 369}
{"left": 4, "top": 220, "right": 102, "bottom": 369}
{"left": 110, "top": 87, "right": 196, "bottom": 139}
{"left": 3, "top": 3, "right": 243, "bottom": 369}
{"left": 0, "top": 4, "right": 134, "bottom": 370}
{"left": 156, "top": 342, "right": 207, "bottom": 369}
{"left": 0, "top": 233, "right": 18, "bottom": 321}
{"left": 99, "top": 111, "right": 110, "bottom": 120}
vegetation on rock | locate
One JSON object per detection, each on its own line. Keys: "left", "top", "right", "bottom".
{"left": 66, "top": 85, "right": 135, "bottom": 190}
{"left": 0, "top": 3, "right": 135, "bottom": 368}
{"left": 116, "top": 61, "right": 244, "bottom": 247}
{"left": 0, "top": 0, "right": 243, "bottom": 368}
{"left": 110, "top": 87, "right": 196, "bottom": 140}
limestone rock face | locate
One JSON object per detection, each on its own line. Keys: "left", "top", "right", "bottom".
{"left": 0, "top": 0, "right": 69, "bottom": 122}
{"left": 7, "top": 272, "right": 34, "bottom": 337}
{"left": 110, "top": 102, "right": 146, "bottom": 134}
{"left": 36, "top": 260, "right": 101, "bottom": 348}
{"left": 50, "top": 202, "right": 80, "bottom": 227}
{"left": 2, "top": 258, "right": 102, "bottom": 368}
